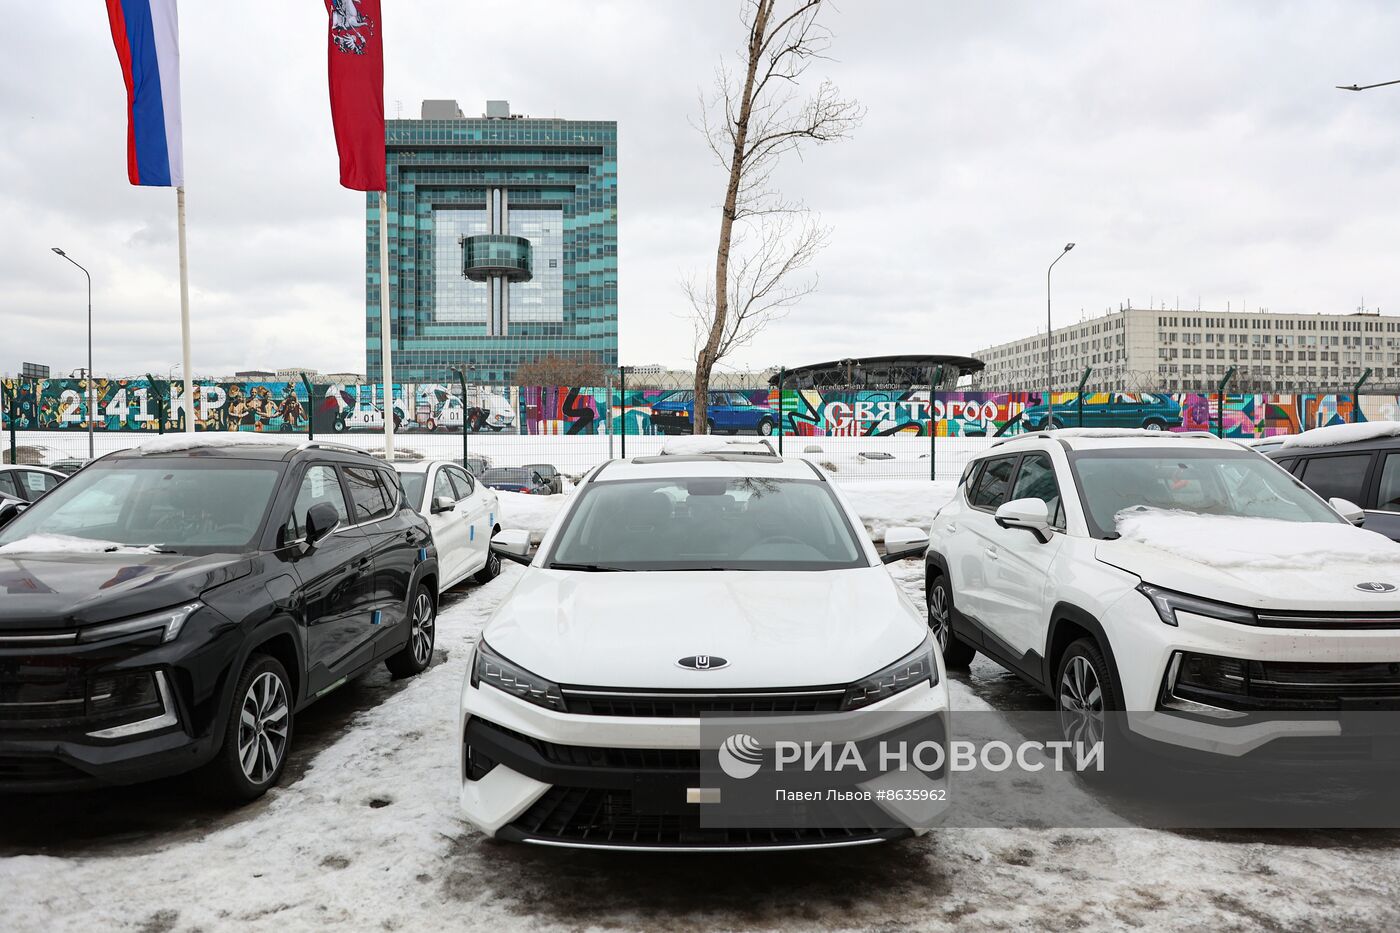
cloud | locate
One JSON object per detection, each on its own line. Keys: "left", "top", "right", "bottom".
{"left": 3, "top": 1, "right": 1399, "bottom": 382}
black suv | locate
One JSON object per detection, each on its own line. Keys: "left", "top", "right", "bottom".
{"left": 1268, "top": 431, "right": 1400, "bottom": 541}
{"left": 0, "top": 439, "right": 438, "bottom": 800}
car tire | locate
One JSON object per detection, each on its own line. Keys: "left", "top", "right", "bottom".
{"left": 385, "top": 584, "right": 436, "bottom": 679}
{"left": 475, "top": 534, "right": 503, "bottom": 584}
{"left": 927, "top": 574, "right": 976, "bottom": 669}
{"left": 1055, "top": 637, "right": 1123, "bottom": 770}
{"left": 757, "top": 419, "right": 774, "bottom": 436}
{"left": 332, "top": 416, "right": 348, "bottom": 433}
{"left": 1142, "top": 418, "right": 1165, "bottom": 431}
{"left": 207, "top": 653, "right": 294, "bottom": 803}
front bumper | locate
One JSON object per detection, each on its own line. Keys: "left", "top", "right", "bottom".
{"left": 1106, "top": 591, "right": 1400, "bottom": 758}
{"left": 458, "top": 661, "right": 949, "bottom": 850}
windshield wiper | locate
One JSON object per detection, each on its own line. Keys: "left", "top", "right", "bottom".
{"left": 547, "top": 562, "right": 634, "bottom": 572}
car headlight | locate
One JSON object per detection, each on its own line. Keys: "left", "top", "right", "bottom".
{"left": 1137, "top": 584, "right": 1257, "bottom": 627}
{"left": 470, "top": 640, "right": 566, "bottom": 712}
{"left": 841, "top": 633, "right": 939, "bottom": 711}
{"left": 78, "top": 602, "right": 203, "bottom": 644}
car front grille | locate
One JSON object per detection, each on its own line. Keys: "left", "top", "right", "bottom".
{"left": 505, "top": 785, "right": 896, "bottom": 849}
{"left": 0, "top": 657, "right": 166, "bottom": 730}
{"left": 1255, "top": 611, "right": 1400, "bottom": 631}
{"left": 558, "top": 687, "right": 846, "bottom": 718}
{"left": 1169, "top": 653, "right": 1400, "bottom": 711}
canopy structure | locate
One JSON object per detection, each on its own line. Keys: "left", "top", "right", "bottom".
{"left": 769, "top": 355, "right": 984, "bottom": 390}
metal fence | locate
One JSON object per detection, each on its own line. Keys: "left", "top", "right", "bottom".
{"left": 4, "top": 371, "right": 1396, "bottom": 485}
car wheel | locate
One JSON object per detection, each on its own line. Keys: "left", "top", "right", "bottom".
{"left": 208, "top": 654, "right": 293, "bottom": 803}
{"left": 927, "top": 574, "right": 976, "bottom": 669}
{"left": 475, "top": 534, "right": 503, "bottom": 584}
{"left": 1056, "top": 638, "right": 1123, "bottom": 767}
{"left": 1143, "top": 419, "right": 1165, "bottom": 431}
{"left": 385, "top": 584, "right": 436, "bottom": 679}
{"left": 706, "top": 419, "right": 715, "bottom": 435}
{"left": 332, "top": 416, "right": 347, "bottom": 433}
{"left": 757, "top": 419, "right": 774, "bottom": 436}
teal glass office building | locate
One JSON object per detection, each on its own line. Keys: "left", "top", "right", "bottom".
{"left": 366, "top": 100, "right": 617, "bottom": 384}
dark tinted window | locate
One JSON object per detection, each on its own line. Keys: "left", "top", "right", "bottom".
{"left": 1377, "top": 455, "right": 1400, "bottom": 512}
{"left": 285, "top": 465, "right": 350, "bottom": 541}
{"left": 446, "top": 466, "right": 475, "bottom": 498}
{"left": 970, "top": 457, "right": 1017, "bottom": 509}
{"left": 1299, "top": 454, "right": 1372, "bottom": 505}
{"left": 1010, "top": 454, "right": 1064, "bottom": 529}
{"left": 343, "top": 466, "right": 392, "bottom": 521}
{"left": 399, "top": 472, "right": 426, "bottom": 509}
{"left": 0, "top": 472, "right": 17, "bottom": 497}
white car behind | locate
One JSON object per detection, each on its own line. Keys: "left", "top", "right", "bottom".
{"left": 393, "top": 459, "right": 501, "bottom": 591}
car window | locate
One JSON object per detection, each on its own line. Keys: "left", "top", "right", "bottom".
{"left": 432, "top": 468, "right": 456, "bottom": 504}
{"left": 285, "top": 464, "right": 350, "bottom": 541}
{"left": 446, "top": 466, "right": 475, "bottom": 498}
{"left": 377, "top": 469, "right": 403, "bottom": 509}
{"left": 342, "top": 466, "right": 392, "bottom": 522}
{"left": 1010, "top": 454, "right": 1064, "bottom": 530}
{"left": 1377, "top": 455, "right": 1400, "bottom": 512}
{"left": 0, "top": 472, "right": 17, "bottom": 497}
{"left": 969, "top": 456, "right": 1017, "bottom": 509}
{"left": 1299, "top": 454, "right": 1372, "bottom": 505}
{"left": 961, "top": 461, "right": 982, "bottom": 489}
{"left": 398, "top": 472, "right": 426, "bottom": 509}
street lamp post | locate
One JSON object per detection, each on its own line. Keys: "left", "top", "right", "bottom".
{"left": 1045, "top": 242, "right": 1075, "bottom": 427}
{"left": 51, "top": 248, "right": 94, "bottom": 460}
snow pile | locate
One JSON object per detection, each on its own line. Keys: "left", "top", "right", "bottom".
{"left": 1113, "top": 507, "right": 1400, "bottom": 570}
{"left": 494, "top": 490, "right": 566, "bottom": 538}
{"left": 138, "top": 432, "right": 292, "bottom": 454}
{"left": 840, "top": 481, "right": 959, "bottom": 540}
{"left": 657, "top": 435, "right": 773, "bottom": 456}
{"left": 0, "top": 534, "right": 162, "bottom": 555}
{"left": 1281, "top": 421, "right": 1400, "bottom": 450}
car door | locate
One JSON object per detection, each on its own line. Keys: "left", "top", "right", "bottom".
{"left": 447, "top": 465, "right": 491, "bottom": 576}
{"left": 340, "top": 464, "right": 411, "bottom": 650}
{"left": 981, "top": 452, "right": 1067, "bottom": 661}
{"left": 427, "top": 464, "right": 471, "bottom": 587}
{"left": 1363, "top": 452, "right": 1400, "bottom": 542}
{"left": 952, "top": 454, "right": 1019, "bottom": 627}
{"left": 1295, "top": 452, "right": 1375, "bottom": 510}
{"left": 282, "top": 463, "right": 375, "bottom": 695}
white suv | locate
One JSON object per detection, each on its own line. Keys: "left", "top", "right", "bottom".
{"left": 925, "top": 429, "right": 1400, "bottom": 755}
{"left": 459, "top": 441, "right": 947, "bottom": 850}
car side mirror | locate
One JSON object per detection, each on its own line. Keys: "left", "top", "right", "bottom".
{"left": 1329, "top": 497, "right": 1366, "bottom": 527}
{"left": 995, "top": 497, "right": 1053, "bottom": 543}
{"left": 882, "top": 526, "right": 929, "bottom": 563}
{"left": 0, "top": 500, "right": 26, "bottom": 528}
{"left": 491, "top": 528, "right": 534, "bottom": 565}
{"left": 431, "top": 495, "right": 455, "bottom": 514}
{"left": 304, "top": 502, "right": 341, "bottom": 547}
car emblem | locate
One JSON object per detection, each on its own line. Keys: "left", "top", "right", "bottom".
{"left": 1355, "top": 582, "right": 1397, "bottom": 593}
{"left": 677, "top": 655, "right": 729, "bottom": 671}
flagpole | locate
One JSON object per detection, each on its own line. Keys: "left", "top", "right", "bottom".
{"left": 379, "top": 189, "right": 394, "bottom": 459}
{"left": 177, "top": 186, "right": 194, "bottom": 431}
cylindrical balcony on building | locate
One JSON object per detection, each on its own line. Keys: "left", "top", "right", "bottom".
{"left": 462, "top": 234, "right": 533, "bottom": 283}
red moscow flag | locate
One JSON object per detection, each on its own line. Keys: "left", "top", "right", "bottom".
{"left": 324, "top": 0, "right": 385, "bottom": 191}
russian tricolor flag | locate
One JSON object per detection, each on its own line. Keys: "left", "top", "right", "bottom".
{"left": 105, "top": 0, "right": 183, "bottom": 187}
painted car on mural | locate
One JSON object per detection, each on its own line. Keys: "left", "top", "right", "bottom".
{"left": 650, "top": 391, "right": 778, "bottom": 435}
{"left": 415, "top": 386, "right": 515, "bottom": 433}
{"left": 1019, "top": 392, "right": 1183, "bottom": 431}
{"left": 330, "top": 387, "right": 408, "bottom": 432}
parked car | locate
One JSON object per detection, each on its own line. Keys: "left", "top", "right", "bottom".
{"left": 458, "top": 455, "right": 493, "bottom": 477}
{"left": 0, "top": 464, "right": 65, "bottom": 502}
{"left": 460, "top": 438, "right": 945, "bottom": 849}
{"left": 479, "top": 467, "right": 552, "bottom": 495}
{"left": 925, "top": 427, "right": 1399, "bottom": 760}
{"left": 1269, "top": 421, "right": 1400, "bottom": 541}
{"left": 393, "top": 459, "right": 502, "bottom": 591}
{"left": 521, "top": 462, "right": 564, "bottom": 494}
{"left": 0, "top": 438, "right": 437, "bottom": 798}
{"left": 47, "top": 459, "right": 91, "bottom": 476}
{"left": 1019, "top": 392, "right": 1183, "bottom": 431}
{"left": 650, "top": 391, "right": 778, "bottom": 435}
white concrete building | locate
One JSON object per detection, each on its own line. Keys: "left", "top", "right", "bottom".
{"left": 972, "top": 308, "right": 1400, "bottom": 393}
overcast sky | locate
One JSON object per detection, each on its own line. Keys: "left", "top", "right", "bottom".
{"left": 4, "top": 1, "right": 1399, "bottom": 380}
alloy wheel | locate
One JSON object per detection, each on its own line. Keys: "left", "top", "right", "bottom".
{"left": 927, "top": 583, "right": 951, "bottom": 651}
{"left": 411, "top": 591, "right": 435, "bottom": 666}
{"left": 1058, "top": 655, "right": 1105, "bottom": 748}
{"left": 238, "top": 671, "right": 290, "bottom": 785}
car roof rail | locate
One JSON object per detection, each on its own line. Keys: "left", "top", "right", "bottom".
{"left": 296, "top": 440, "right": 368, "bottom": 456}
{"left": 992, "top": 428, "right": 1221, "bottom": 448}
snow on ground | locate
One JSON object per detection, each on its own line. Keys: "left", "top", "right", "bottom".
{"left": 1281, "top": 420, "right": 1400, "bottom": 449}
{"left": 1114, "top": 506, "right": 1400, "bottom": 569}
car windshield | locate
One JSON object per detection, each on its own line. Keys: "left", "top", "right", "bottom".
{"left": 0, "top": 458, "right": 285, "bottom": 552}
{"left": 1069, "top": 449, "right": 1342, "bottom": 538}
{"left": 398, "top": 472, "right": 426, "bottom": 507}
{"left": 546, "top": 477, "right": 868, "bottom": 571}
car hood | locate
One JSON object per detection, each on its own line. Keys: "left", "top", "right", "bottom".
{"left": 483, "top": 566, "right": 927, "bottom": 689}
{"left": 0, "top": 551, "right": 254, "bottom": 629}
{"left": 1095, "top": 539, "right": 1400, "bottom": 613}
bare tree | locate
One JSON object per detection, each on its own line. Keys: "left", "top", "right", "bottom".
{"left": 688, "top": 0, "right": 862, "bottom": 433}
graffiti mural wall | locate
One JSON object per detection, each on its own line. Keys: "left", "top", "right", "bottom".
{"left": 1, "top": 379, "right": 1392, "bottom": 439}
